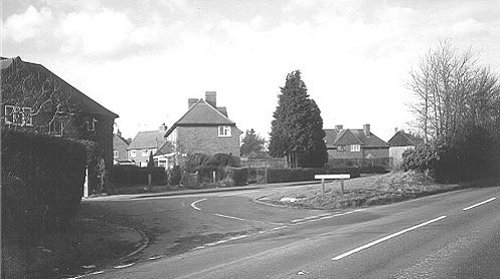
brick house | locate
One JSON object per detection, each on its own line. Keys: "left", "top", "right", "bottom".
{"left": 388, "top": 130, "right": 424, "bottom": 168}
{"left": 324, "top": 124, "right": 389, "bottom": 166}
{"left": 1, "top": 57, "right": 118, "bottom": 191}
{"left": 127, "top": 124, "right": 167, "bottom": 167}
{"left": 113, "top": 131, "right": 129, "bottom": 164}
{"left": 161, "top": 91, "right": 241, "bottom": 167}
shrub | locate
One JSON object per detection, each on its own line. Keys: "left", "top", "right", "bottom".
{"left": 109, "top": 165, "right": 166, "bottom": 187}
{"left": 401, "top": 144, "right": 438, "bottom": 173}
{"left": 221, "top": 167, "right": 249, "bottom": 187}
{"left": 184, "top": 153, "right": 210, "bottom": 173}
{"left": 167, "top": 165, "right": 182, "bottom": 185}
{"left": 266, "top": 167, "right": 360, "bottom": 183}
{"left": 207, "top": 153, "right": 240, "bottom": 168}
{"left": 1, "top": 128, "right": 86, "bottom": 236}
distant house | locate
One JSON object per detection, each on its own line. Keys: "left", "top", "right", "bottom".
{"left": 388, "top": 130, "right": 424, "bottom": 168}
{"left": 1, "top": 56, "right": 118, "bottom": 192}
{"left": 113, "top": 131, "right": 129, "bottom": 164}
{"left": 324, "top": 124, "right": 389, "bottom": 163}
{"left": 128, "top": 124, "right": 167, "bottom": 167}
{"left": 162, "top": 91, "right": 241, "bottom": 167}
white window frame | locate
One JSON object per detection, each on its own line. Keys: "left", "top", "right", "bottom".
{"left": 4, "top": 105, "right": 15, "bottom": 124}
{"left": 49, "top": 118, "right": 63, "bottom": 137}
{"left": 4, "top": 105, "right": 33, "bottom": 126}
{"left": 131, "top": 150, "right": 136, "bottom": 158}
{"left": 86, "top": 117, "right": 97, "bottom": 132}
{"left": 114, "top": 150, "right": 119, "bottom": 158}
{"left": 218, "top": 125, "right": 231, "bottom": 137}
{"left": 350, "top": 144, "right": 361, "bottom": 152}
{"left": 22, "top": 107, "right": 33, "bottom": 126}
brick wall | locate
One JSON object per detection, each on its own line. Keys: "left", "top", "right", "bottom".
{"left": 176, "top": 126, "right": 240, "bottom": 157}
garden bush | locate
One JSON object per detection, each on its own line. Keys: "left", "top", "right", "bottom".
{"left": 109, "top": 165, "right": 166, "bottom": 186}
{"left": 221, "top": 167, "right": 249, "bottom": 187}
{"left": 266, "top": 167, "right": 360, "bottom": 183}
{"left": 1, "top": 128, "right": 87, "bottom": 237}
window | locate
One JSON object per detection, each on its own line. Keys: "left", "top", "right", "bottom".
{"left": 86, "top": 117, "right": 97, "bottom": 132}
{"left": 131, "top": 150, "right": 136, "bottom": 157}
{"left": 22, "top": 107, "right": 33, "bottom": 126}
{"left": 114, "top": 150, "right": 119, "bottom": 158}
{"left": 337, "top": 146, "right": 346, "bottom": 152}
{"left": 49, "top": 118, "right": 63, "bottom": 136}
{"left": 218, "top": 126, "right": 231, "bottom": 137}
{"left": 4, "top": 105, "right": 32, "bottom": 126}
{"left": 142, "top": 149, "right": 149, "bottom": 157}
{"left": 350, "top": 144, "right": 361, "bottom": 152}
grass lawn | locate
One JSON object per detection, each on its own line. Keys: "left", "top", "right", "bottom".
{"left": 260, "top": 171, "right": 462, "bottom": 210}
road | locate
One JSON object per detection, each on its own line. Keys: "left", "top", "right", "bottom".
{"left": 83, "top": 183, "right": 500, "bottom": 279}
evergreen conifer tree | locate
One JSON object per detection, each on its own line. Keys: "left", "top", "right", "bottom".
{"left": 269, "top": 70, "right": 327, "bottom": 167}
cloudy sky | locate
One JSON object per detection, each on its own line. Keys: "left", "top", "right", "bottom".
{"left": 2, "top": 0, "right": 500, "bottom": 141}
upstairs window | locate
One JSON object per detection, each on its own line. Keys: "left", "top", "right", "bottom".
{"left": 114, "top": 150, "right": 119, "bottom": 158}
{"left": 218, "top": 126, "right": 231, "bottom": 137}
{"left": 4, "top": 105, "right": 33, "bottom": 126}
{"left": 337, "top": 146, "right": 346, "bottom": 152}
{"left": 350, "top": 144, "right": 361, "bottom": 152}
{"left": 49, "top": 118, "right": 63, "bottom": 137}
{"left": 86, "top": 117, "right": 97, "bottom": 132}
{"left": 131, "top": 150, "right": 136, "bottom": 157}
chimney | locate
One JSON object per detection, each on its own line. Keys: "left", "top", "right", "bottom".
{"left": 159, "top": 123, "right": 167, "bottom": 133}
{"left": 205, "top": 91, "right": 217, "bottom": 108}
{"left": 335, "top": 124, "right": 343, "bottom": 131}
{"left": 188, "top": 98, "right": 198, "bottom": 109}
{"left": 363, "top": 124, "right": 371, "bottom": 137}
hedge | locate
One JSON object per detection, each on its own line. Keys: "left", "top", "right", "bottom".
{"left": 1, "top": 128, "right": 87, "bottom": 241}
{"left": 109, "top": 165, "right": 166, "bottom": 187}
{"left": 266, "top": 167, "right": 360, "bottom": 183}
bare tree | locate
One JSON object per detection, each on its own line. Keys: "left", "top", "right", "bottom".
{"left": 408, "top": 41, "right": 500, "bottom": 145}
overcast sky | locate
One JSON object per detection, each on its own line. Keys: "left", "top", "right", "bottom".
{"left": 2, "top": 0, "right": 500, "bottom": 141}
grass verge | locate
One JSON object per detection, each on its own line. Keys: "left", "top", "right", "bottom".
{"left": 260, "top": 171, "right": 462, "bottom": 210}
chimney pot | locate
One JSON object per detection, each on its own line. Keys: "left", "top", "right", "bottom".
{"left": 205, "top": 91, "right": 217, "bottom": 108}
{"left": 363, "top": 124, "right": 371, "bottom": 137}
{"left": 335, "top": 124, "right": 343, "bottom": 131}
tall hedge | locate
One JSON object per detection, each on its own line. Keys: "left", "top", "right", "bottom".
{"left": 1, "top": 128, "right": 86, "bottom": 240}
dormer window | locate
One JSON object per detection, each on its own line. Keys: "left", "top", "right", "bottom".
{"left": 218, "top": 126, "right": 231, "bottom": 137}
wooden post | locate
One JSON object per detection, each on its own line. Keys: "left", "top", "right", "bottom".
{"left": 83, "top": 167, "right": 89, "bottom": 198}
{"left": 148, "top": 173, "right": 152, "bottom": 190}
{"left": 213, "top": 171, "right": 216, "bottom": 183}
{"left": 340, "top": 180, "right": 345, "bottom": 194}
{"left": 322, "top": 178, "right": 325, "bottom": 194}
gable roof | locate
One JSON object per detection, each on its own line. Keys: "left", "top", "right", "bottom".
{"left": 154, "top": 141, "right": 175, "bottom": 156}
{"left": 113, "top": 134, "right": 129, "bottom": 149}
{"left": 1, "top": 57, "right": 118, "bottom": 118}
{"left": 388, "top": 131, "right": 424, "bottom": 147}
{"left": 164, "top": 99, "right": 237, "bottom": 137}
{"left": 128, "top": 130, "right": 166, "bottom": 150}
{"left": 324, "top": 128, "right": 388, "bottom": 147}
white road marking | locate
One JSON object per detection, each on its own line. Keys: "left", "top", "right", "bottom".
{"left": 87, "top": 271, "right": 105, "bottom": 276}
{"left": 214, "top": 213, "right": 248, "bottom": 221}
{"left": 462, "top": 197, "right": 496, "bottom": 211}
{"left": 190, "top": 198, "right": 207, "bottom": 211}
{"left": 270, "top": 226, "right": 288, "bottom": 231}
{"left": 332, "top": 215, "right": 447, "bottom": 261}
{"left": 228, "top": 235, "right": 249, "bottom": 241}
{"left": 114, "top": 263, "right": 134, "bottom": 269}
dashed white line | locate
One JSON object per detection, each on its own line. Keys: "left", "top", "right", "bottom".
{"left": 190, "top": 198, "right": 207, "bottom": 211}
{"left": 214, "top": 213, "right": 248, "bottom": 221}
{"left": 332, "top": 215, "right": 447, "bottom": 261}
{"left": 270, "top": 226, "right": 288, "bottom": 231}
{"left": 114, "top": 263, "right": 134, "bottom": 269}
{"left": 462, "top": 197, "right": 496, "bottom": 211}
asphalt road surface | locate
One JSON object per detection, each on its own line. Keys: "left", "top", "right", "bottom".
{"left": 84, "top": 183, "right": 500, "bottom": 279}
